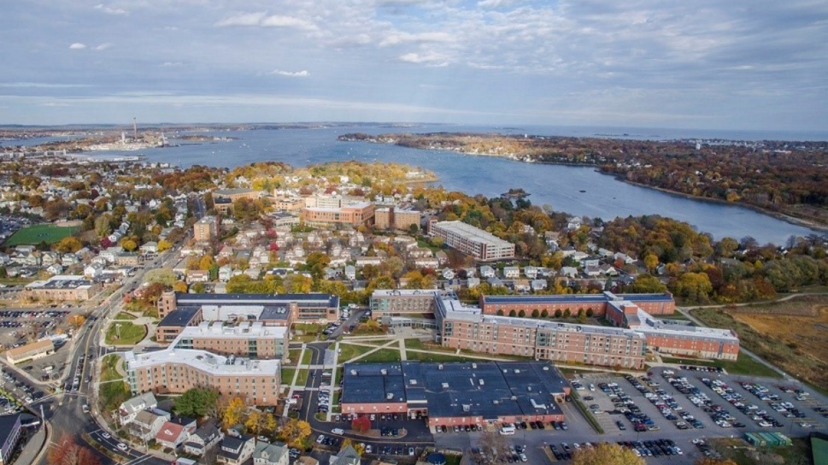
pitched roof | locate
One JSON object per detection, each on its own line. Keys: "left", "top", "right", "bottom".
{"left": 120, "top": 392, "right": 158, "bottom": 415}
{"left": 155, "top": 421, "right": 186, "bottom": 443}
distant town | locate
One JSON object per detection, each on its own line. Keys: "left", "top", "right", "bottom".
{"left": 0, "top": 128, "right": 826, "bottom": 465}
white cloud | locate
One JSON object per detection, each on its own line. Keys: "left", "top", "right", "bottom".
{"left": 379, "top": 32, "right": 453, "bottom": 47}
{"left": 215, "top": 12, "right": 317, "bottom": 30}
{"left": 69, "top": 43, "right": 86, "bottom": 50}
{"left": 215, "top": 11, "right": 268, "bottom": 27}
{"left": 269, "top": 69, "right": 310, "bottom": 77}
{"left": 477, "top": 0, "right": 520, "bottom": 7}
{"left": 399, "top": 52, "right": 449, "bottom": 66}
{"left": 261, "top": 15, "right": 317, "bottom": 30}
{"left": 160, "top": 61, "right": 185, "bottom": 67}
{"left": 94, "top": 4, "right": 128, "bottom": 15}
{"left": 95, "top": 43, "right": 112, "bottom": 51}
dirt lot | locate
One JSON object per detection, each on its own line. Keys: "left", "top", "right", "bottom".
{"left": 694, "top": 295, "right": 828, "bottom": 392}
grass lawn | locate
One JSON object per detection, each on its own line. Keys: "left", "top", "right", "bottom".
{"left": 105, "top": 321, "right": 147, "bottom": 345}
{"left": 287, "top": 349, "right": 301, "bottom": 365}
{"left": 293, "top": 323, "right": 323, "bottom": 335}
{"left": 100, "top": 355, "right": 123, "bottom": 382}
{"left": 337, "top": 344, "right": 376, "bottom": 362}
{"left": 114, "top": 312, "right": 136, "bottom": 320}
{"left": 445, "top": 455, "right": 462, "bottom": 465}
{"left": 295, "top": 369, "right": 309, "bottom": 386}
{"left": 710, "top": 437, "right": 811, "bottom": 465}
{"left": 358, "top": 349, "right": 401, "bottom": 363}
{"left": 404, "top": 338, "right": 425, "bottom": 349}
{"left": 99, "top": 355, "right": 130, "bottom": 411}
{"left": 2, "top": 224, "right": 79, "bottom": 246}
{"left": 661, "top": 353, "right": 781, "bottom": 379}
{"left": 301, "top": 349, "right": 313, "bottom": 365}
{"left": 406, "top": 351, "right": 483, "bottom": 363}
{"left": 281, "top": 368, "right": 296, "bottom": 385}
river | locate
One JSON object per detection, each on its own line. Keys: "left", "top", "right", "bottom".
{"left": 72, "top": 124, "right": 824, "bottom": 244}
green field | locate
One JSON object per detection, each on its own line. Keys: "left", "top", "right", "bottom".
{"left": 105, "top": 321, "right": 147, "bottom": 345}
{"left": 359, "top": 349, "right": 402, "bottom": 363}
{"left": 3, "top": 224, "right": 79, "bottom": 246}
{"left": 99, "top": 355, "right": 130, "bottom": 411}
{"left": 337, "top": 343, "right": 376, "bottom": 362}
{"left": 661, "top": 353, "right": 781, "bottom": 379}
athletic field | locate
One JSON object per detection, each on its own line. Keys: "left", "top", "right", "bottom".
{"left": 2, "top": 224, "right": 79, "bottom": 246}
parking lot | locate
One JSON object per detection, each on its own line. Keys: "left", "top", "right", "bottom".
{"left": 429, "top": 365, "right": 828, "bottom": 464}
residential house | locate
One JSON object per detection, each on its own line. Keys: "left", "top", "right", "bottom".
{"left": 329, "top": 445, "right": 361, "bottom": 465}
{"left": 155, "top": 421, "right": 189, "bottom": 450}
{"left": 413, "top": 257, "right": 439, "bottom": 269}
{"left": 559, "top": 267, "right": 579, "bottom": 278}
{"left": 441, "top": 269, "right": 455, "bottom": 280}
{"left": 186, "top": 270, "right": 210, "bottom": 284}
{"left": 217, "top": 435, "right": 256, "bottom": 465}
{"left": 253, "top": 441, "right": 289, "bottom": 465}
{"left": 531, "top": 279, "right": 548, "bottom": 292}
{"left": 581, "top": 256, "right": 601, "bottom": 269}
{"left": 479, "top": 265, "right": 495, "bottom": 278}
{"left": 523, "top": 266, "right": 539, "bottom": 279}
{"left": 599, "top": 264, "right": 619, "bottom": 276}
{"left": 502, "top": 266, "right": 520, "bottom": 279}
{"left": 46, "top": 264, "right": 64, "bottom": 275}
{"left": 218, "top": 266, "right": 233, "bottom": 282}
{"left": 118, "top": 392, "right": 158, "bottom": 426}
{"left": 183, "top": 421, "right": 223, "bottom": 457}
{"left": 466, "top": 277, "right": 480, "bottom": 288}
{"left": 129, "top": 409, "right": 170, "bottom": 442}
{"left": 355, "top": 256, "right": 382, "bottom": 267}
{"left": 99, "top": 246, "right": 123, "bottom": 263}
{"left": 140, "top": 242, "right": 159, "bottom": 254}
{"left": 344, "top": 265, "right": 356, "bottom": 281}
{"left": 614, "top": 252, "right": 636, "bottom": 264}
{"left": 514, "top": 279, "right": 531, "bottom": 293}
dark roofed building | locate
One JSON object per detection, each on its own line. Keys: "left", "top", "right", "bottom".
{"left": 155, "top": 306, "right": 203, "bottom": 343}
{"left": 341, "top": 361, "right": 567, "bottom": 428}
{"left": 0, "top": 414, "right": 23, "bottom": 465}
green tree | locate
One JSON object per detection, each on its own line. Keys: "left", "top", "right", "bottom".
{"left": 306, "top": 251, "right": 331, "bottom": 281}
{"left": 281, "top": 419, "right": 312, "bottom": 447}
{"left": 175, "top": 388, "right": 220, "bottom": 418}
{"left": 144, "top": 268, "right": 177, "bottom": 287}
{"left": 629, "top": 274, "right": 667, "bottom": 293}
{"left": 644, "top": 253, "right": 659, "bottom": 272}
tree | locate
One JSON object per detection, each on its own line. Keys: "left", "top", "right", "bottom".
{"left": 144, "top": 268, "right": 177, "bottom": 287}
{"left": 68, "top": 314, "right": 86, "bottom": 329}
{"left": 94, "top": 215, "right": 112, "bottom": 238}
{"left": 281, "top": 418, "right": 312, "bottom": 447}
{"left": 157, "top": 239, "right": 173, "bottom": 252}
{"left": 693, "top": 459, "right": 739, "bottom": 465}
{"left": 245, "top": 410, "right": 264, "bottom": 436}
{"left": 571, "top": 442, "right": 644, "bottom": 465}
{"left": 554, "top": 309, "right": 562, "bottom": 318}
{"left": 351, "top": 416, "right": 371, "bottom": 433}
{"left": 54, "top": 236, "right": 83, "bottom": 254}
{"left": 173, "top": 281, "right": 188, "bottom": 293}
{"left": 49, "top": 434, "right": 102, "bottom": 465}
{"left": 120, "top": 238, "right": 138, "bottom": 252}
{"left": 199, "top": 255, "right": 216, "bottom": 271}
{"left": 644, "top": 253, "right": 659, "bottom": 272}
{"left": 221, "top": 396, "right": 247, "bottom": 430}
{"left": 175, "top": 388, "right": 220, "bottom": 418}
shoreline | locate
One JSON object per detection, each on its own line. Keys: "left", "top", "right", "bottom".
{"left": 378, "top": 141, "right": 828, "bottom": 233}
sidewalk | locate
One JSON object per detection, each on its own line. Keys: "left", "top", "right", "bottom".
{"left": 14, "top": 421, "right": 48, "bottom": 465}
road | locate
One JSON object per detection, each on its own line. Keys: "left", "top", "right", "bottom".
{"left": 32, "top": 251, "right": 181, "bottom": 465}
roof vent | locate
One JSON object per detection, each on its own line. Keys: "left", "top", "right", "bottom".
{"left": 438, "top": 364, "right": 444, "bottom": 370}
{"left": 386, "top": 393, "right": 394, "bottom": 400}
{"left": 350, "top": 370, "right": 357, "bottom": 376}
{"left": 511, "top": 396, "right": 517, "bottom": 401}
{"left": 462, "top": 404, "right": 470, "bottom": 412}
{"left": 441, "top": 382, "right": 449, "bottom": 389}
{"left": 472, "top": 363, "right": 477, "bottom": 369}
{"left": 479, "top": 379, "right": 485, "bottom": 386}
{"left": 410, "top": 379, "right": 418, "bottom": 385}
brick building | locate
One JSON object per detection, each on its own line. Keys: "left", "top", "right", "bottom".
{"left": 340, "top": 361, "right": 568, "bottom": 428}
{"left": 125, "top": 348, "right": 281, "bottom": 406}
{"left": 429, "top": 221, "right": 515, "bottom": 261}
{"left": 171, "top": 321, "right": 287, "bottom": 360}
{"left": 22, "top": 275, "right": 102, "bottom": 302}
{"left": 193, "top": 216, "right": 219, "bottom": 242}
{"left": 301, "top": 202, "right": 375, "bottom": 227}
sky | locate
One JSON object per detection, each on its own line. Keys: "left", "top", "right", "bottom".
{"left": 1, "top": 0, "right": 827, "bottom": 131}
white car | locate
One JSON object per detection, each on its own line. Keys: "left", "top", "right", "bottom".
{"left": 117, "top": 443, "right": 127, "bottom": 451}
{"left": 101, "top": 432, "right": 111, "bottom": 439}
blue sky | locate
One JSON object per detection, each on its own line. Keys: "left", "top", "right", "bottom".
{"left": 1, "top": 0, "right": 827, "bottom": 130}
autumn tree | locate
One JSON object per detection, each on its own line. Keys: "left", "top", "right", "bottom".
{"left": 643, "top": 253, "right": 659, "bottom": 272}
{"left": 49, "top": 434, "right": 102, "bottom": 465}
{"left": 54, "top": 236, "right": 83, "bottom": 254}
{"left": 351, "top": 416, "right": 371, "bottom": 433}
{"left": 144, "top": 268, "right": 177, "bottom": 287}
{"left": 221, "top": 396, "right": 247, "bottom": 430}
{"left": 280, "top": 418, "right": 312, "bottom": 447}
{"left": 571, "top": 442, "right": 644, "bottom": 465}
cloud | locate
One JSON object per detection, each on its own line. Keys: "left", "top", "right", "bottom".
{"left": 160, "top": 62, "right": 185, "bottom": 67}
{"left": 69, "top": 43, "right": 86, "bottom": 50}
{"left": 399, "top": 52, "right": 449, "bottom": 66}
{"left": 215, "top": 12, "right": 317, "bottom": 30}
{"left": 476, "top": 0, "right": 520, "bottom": 7}
{"left": 94, "top": 4, "right": 128, "bottom": 15}
{"left": 0, "top": 82, "right": 90, "bottom": 89}
{"left": 379, "top": 32, "right": 453, "bottom": 46}
{"left": 95, "top": 43, "right": 112, "bottom": 51}
{"left": 269, "top": 69, "right": 310, "bottom": 77}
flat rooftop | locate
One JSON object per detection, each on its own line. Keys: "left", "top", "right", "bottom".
{"left": 432, "top": 221, "right": 513, "bottom": 247}
{"left": 157, "top": 307, "right": 201, "bottom": 327}
{"left": 341, "top": 361, "right": 566, "bottom": 421}
{"left": 25, "top": 275, "right": 93, "bottom": 290}
{"left": 177, "top": 321, "right": 287, "bottom": 340}
{"left": 125, "top": 348, "right": 280, "bottom": 376}
{"left": 176, "top": 292, "right": 338, "bottom": 307}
